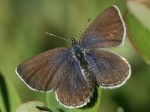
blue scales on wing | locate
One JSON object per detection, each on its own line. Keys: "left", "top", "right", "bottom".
{"left": 85, "top": 49, "right": 130, "bottom": 88}
{"left": 56, "top": 58, "right": 94, "bottom": 108}
{"left": 16, "top": 48, "right": 73, "bottom": 91}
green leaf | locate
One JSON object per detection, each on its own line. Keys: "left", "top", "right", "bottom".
{"left": 125, "top": 12, "right": 150, "bottom": 64}
{"left": 46, "top": 88, "right": 101, "bottom": 112}
{"left": 36, "top": 106, "right": 53, "bottom": 112}
{"left": 0, "top": 72, "right": 21, "bottom": 112}
{"left": 15, "top": 101, "right": 46, "bottom": 112}
{"left": 127, "top": 0, "right": 150, "bottom": 31}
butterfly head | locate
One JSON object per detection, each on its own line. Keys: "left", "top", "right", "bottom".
{"left": 71, "top": 38, "right": 80, "bottom": 51}
{"left": 71, "top": 38, "right": 78, "bottom": 45}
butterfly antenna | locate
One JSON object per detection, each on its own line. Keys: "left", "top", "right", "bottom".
{"left": 45, "top": 32, "right": 71, "bottom": 43}
{"left": 75, "top": 18, "right": 91, "bottom": 39}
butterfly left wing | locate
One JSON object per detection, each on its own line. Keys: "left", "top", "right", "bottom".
{"left": 85, "top": 49, "right": 131, "bottom": 88}
{"left": 80, "top": 5, "right": 126, "bottom": 49}
{"left": 16, "top": 48, "right": 73, "bottom": 91}
{"left": 56, "top": 59, "right": 94, "bottom": 108}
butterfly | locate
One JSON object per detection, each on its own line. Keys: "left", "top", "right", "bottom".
{"left": 16, "top": 5, "right": 131, "bottom": 108}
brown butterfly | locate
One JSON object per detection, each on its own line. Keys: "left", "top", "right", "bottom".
{"left": 16, "top": 5, "right": 131, "bottom": 108}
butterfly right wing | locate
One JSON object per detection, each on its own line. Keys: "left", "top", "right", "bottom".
{"left": 16, "top": 48, "right": 73, "bottom": 92}
{"left": 85, "top": 49, "right": 131, "bottom": 88}
{"left": 80, "top": 6, "right": 126, "bottom": 49}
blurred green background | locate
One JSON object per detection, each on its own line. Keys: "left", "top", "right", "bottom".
{"left": 0, "top": 0, "right": 150, "bottom": 112}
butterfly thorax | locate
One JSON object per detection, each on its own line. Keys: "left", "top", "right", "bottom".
{"left": 71, "top": 38, "right": 85, "bottom": 61}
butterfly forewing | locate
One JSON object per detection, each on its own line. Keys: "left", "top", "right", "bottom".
{"left": 56, "top": 59, "right": 93, "bottom": 108}
{"left": 80, "top": 5, "right": 126, "bottom": 49}
{"left": 16, "top": 48, "right": 73, "bottom": 91}
{"left": 85, "top": 49, "right": 131, "bottom": 88}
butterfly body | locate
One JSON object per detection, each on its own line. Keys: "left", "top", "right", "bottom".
{"left": 16, "top": 5, "right": 131, "bottom": 108}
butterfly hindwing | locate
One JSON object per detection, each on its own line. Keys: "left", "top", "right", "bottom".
{"left": 56, "top": 59, "right": 93, "bottom": 108}
{"left": 16, "top": 48, "right": 73, "bottom": 91}
{"left": 80, "top": 5, "right": 126, "bottom": 49}
{"left": 85, "top": 49, "right": 131, "bottom": 88}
